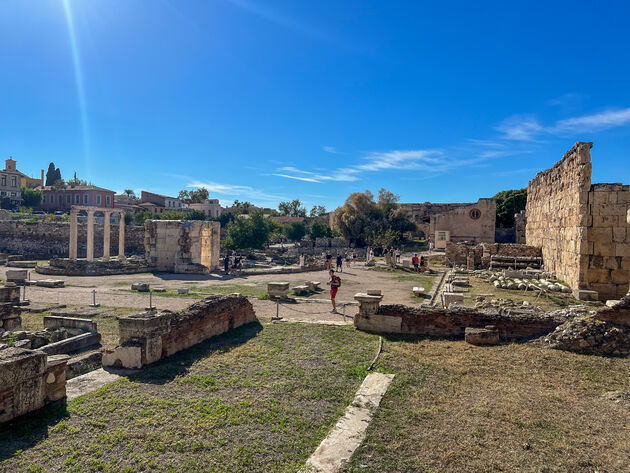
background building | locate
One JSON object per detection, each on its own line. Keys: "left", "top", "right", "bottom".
{"left": 39, "top": 184, "right": 115, "bottom": 212}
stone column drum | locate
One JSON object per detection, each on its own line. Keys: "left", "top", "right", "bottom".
{"left": 86, "top": 209, "right": 95, "bottom": 261}
{"left": 103, "top": 211, "right": 111, "bottom": 261}
{"left": 118, "top": 212, "right": 125, "bottom": 260}
{"left": 69, "top": 209, "right": 78, "bottom": 259}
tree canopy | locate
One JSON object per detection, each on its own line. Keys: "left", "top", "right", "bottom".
{"left": 331, "top": 188, "right": 415, "bottom": 246}
{"left": 231, "top": 200, "right": 252, "bottom": 215}
{"left": 309, "top": 205, "right": 327, "bottom": 217}
{"left": 20, "top": 187, "right": 42, "bottom": 208}
{"left": 494, "top": 188, "right": 527, "bottom": 227}
{"left": 278, "top": 199, "right": 306, "bottom": 217}
{"left": 308, "top": 219, "right": 332, "bottom": 239}
{"left": 223, "top": 210, "right": 273, "bottom": 250}
{"left": 285, "top": 221, "right": 307, "bottom": 242}
{"left": 178, "top": 187, "right": 209, "bottom": 204}
{"left": 45, "top": 163, "right": 62, "bottom": 187}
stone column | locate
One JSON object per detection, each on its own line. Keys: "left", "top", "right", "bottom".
{"left": 86, "top": 210, "right": 95, "bottom": 261}
{"left": 118, "top": 211, "right": 125, "bottom": 260}
{"left": 103, "top": 211, "right": 111, "bottom": 261}
{"left": 69, "top": 209, "right": 78, "bottom": 259}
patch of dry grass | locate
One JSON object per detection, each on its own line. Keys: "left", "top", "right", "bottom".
{"left": 345, "top": 337, "right": 630, "bottom": 473}
{"left": 0, "top": 323, "right": 378, "bottom": 473}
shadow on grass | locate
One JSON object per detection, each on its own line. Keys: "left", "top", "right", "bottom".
{"left": 127, "top": 321, "right": 264, "bottom": 385}
{"left": 0, "top": 401, "right": 69, "bottom": 461}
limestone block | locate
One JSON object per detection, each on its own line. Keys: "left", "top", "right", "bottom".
{"left": 267, "top": 282, "right": 290, "bottom": 298}
{"left": 573, "top": 288, "right": 598, "bottom": 301}
{"left": 615, "top": 245, "right": 630, "bottom": 257}
{"left": 292, "top": 285, "right": 310, "bottom": 295}
{"left": 412, "top": 287, "right": 425, "bottom": 296}
{"left": 144, "top": 336, "right": 162, "bottom": 365}
{"left": 6, "top": 270, "right": 28, "bottom": 282}
{"left": 102, "top": 345, "right": 142, "bottom": 369}
{"left": 35, "top": 279, "right": 64, "bottom": 288}
{"left": 131, "top": 282, "right": 150, "bottom": 292}
{"left": 443, "top": 292, "right": 464, "bottom": 308}
{"left": 465, "top": 326, "right": 500, "bottom": 346}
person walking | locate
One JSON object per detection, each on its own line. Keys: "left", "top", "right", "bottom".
{"left": 412, "top": 253, "right": 419, "bottom": 273}
{"left": 326, "top": 251, "right": 333, "bottom": 270}
{"left": 224, "top": 256, "right": 229, "bottom": 274}
{"left": 395, "top": 248, "right": 401, "bottom": 263}
{"left": 327, "top": 269, "right": 341, "bottom": 313}
{"left": 420, "top": 255, "right": 426, "bottom": 272}
{"left": 352, "top": 250, "right": 357, "bottom": 266}
{"left": 336, "top": 254, "right": 343, "bottom": 272}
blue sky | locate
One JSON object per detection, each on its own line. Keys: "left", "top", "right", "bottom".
{"left": 1, "top": 0, "right": 629, "bottom": 210}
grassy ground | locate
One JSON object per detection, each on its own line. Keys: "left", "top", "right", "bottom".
{"left": 465, "top": 276, "right": 581, "bottom": 311}
{"left": 344, "top": 337, "right": 630, "bottom": 473}
{"left": 0, "top": 323, "right": 378, "bottom": 473}
{"left": 20, "top": 307, "right": 136, "bottom": 351}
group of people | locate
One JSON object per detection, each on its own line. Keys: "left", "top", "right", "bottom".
{"left": 223, "top": 253, "right": 243, "bottom": 273}
{"left": 325, "top": 250, "right": 357, "bottom": 273}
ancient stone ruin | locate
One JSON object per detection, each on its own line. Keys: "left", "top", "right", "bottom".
{"left": 144, "top": 220, "right": 220, "bottom": 273}
{"left": 103, "top": 294, "right": 257, "bottom": 369}
{"left": 0, "top": 348, "right": 69, "bottom": 423}
{"left": 526, "top": 142, "right": 630, "bottom": 301}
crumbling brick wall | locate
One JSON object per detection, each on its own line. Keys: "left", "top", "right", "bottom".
{"left": 355, "top": 304, "right": 565, "bottom": 340}
{"left": 103, "top": 294, "right": 257, "bottom": 369}
{"left": 526, "top": 142, "right": 630, "bottom": 299}
{"left": 445, "top": 241, "right": 541, "bottom": 268}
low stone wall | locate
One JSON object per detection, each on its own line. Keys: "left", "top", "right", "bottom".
{"left": 0, "top": 348, "right": 68, "bottom": 423}
{"left": 445, "top": 242, "right": 542, "bottom": 268}
{"left": 353, "top": 293, "right": 565, "bottom": 340}
{"left": 0, "top": 221, "right": 145, "bottom": 259}
{"left": 36, "top": 257, "right": 152, "bottom": 276}
{"left": 103, "top": 294, "right": 257, "bottom": 369}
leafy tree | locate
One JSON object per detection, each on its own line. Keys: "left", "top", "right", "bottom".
{"left": 178, "top": 187, "right": 209, "bottom": 204}
{"left": 331, "top": 188, "right": 415, "bottom": 246}
{"left": 187, "top": 209, "right": 207, "bottom": 220}
{"left": 134, "top": 211, "right": 154, "bottom": 226}
{"left": 52, "top": 179, "right": 65, "bottom": 190}
{"left": 214, "top": 212, "right": 235, "bottom": 228}
{"left": 20, "top": 187, "right": 43, "bottom": 207}
{"left": 124, "top": 211, "right": 133, "bottom": 225}
{"left": 309, "top": 219, "right": 332, "bottom": 239}
{"left": 278, "top": 199, "right": 306, "bottom": 217}
{"left": 223, "top": 210, "right": 273, "bottom": 250}
{"left": 285, "top": 221, "right": 307, "bottom": 242}
{"left": 231, "top": 200, "right": 252, "bottom": 215}
{"left": 494, "top": 188, "right": 527, "bottom": 227}
{"left": 309, "top": 205, "right": 327, "bottom": 217}
{"left": 366, "top": 228, "right": 403, "bottom": 248}
{"left": 160, "top": 211, "right": 186, "bottom": 220}
{"left": 67, "top": 172, "right": 90, "bottom": 186}
{"left": 123, "top": 190, "right": 138, "bottom": 201}
{"left": 45, "top": 163, "right": 60, "bottom": 186}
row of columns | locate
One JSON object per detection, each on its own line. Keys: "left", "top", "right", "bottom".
{"left": 69, "top": 209, "right": 125, "bottom": 262}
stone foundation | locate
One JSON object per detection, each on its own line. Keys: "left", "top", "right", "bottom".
{"left": 0, "top": 348, "right": 69, "bottom": 423}
{"left": 36, "top": 257, "right": 152, "bottom": 276}
{"left": 103, "top": 294, "right": 257, "bottom": 369}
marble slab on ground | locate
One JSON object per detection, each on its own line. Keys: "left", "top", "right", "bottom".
{"left": 23, "top": 303, "right": 67, "bottom": 313}
{"left": 66, "top": 368, "right": 137, "bottom": 401}
{"left": 50, "top": 307, "right": 111, "bottom": 318}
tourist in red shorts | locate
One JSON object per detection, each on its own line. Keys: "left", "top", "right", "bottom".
{"left": 327, "top": 269, "right": 341, "bottom": 313}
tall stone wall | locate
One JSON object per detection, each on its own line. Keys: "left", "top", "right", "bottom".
{"left": 526, "top": 142, "right": 593, "bottom": 291}
{"left": 0, "top": 221, "right": 145, "bottom": 258}
{"left": 144, "top": 220, "right": 221, "bottom": 273}
{"left": 585, "top": 183, "right": 630, "bottom": 299}
{"left": 400, "top": 198, "right": 496, "bottom": 243}
{"left": 514, "top": 210, "right": 526, "bottom": 244}
{"left": 526, "top": 142, "right": 630, "bottom": 300}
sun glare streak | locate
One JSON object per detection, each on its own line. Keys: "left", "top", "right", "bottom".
{"left": 62, "top": 0, "right": 91, "bottom": 174}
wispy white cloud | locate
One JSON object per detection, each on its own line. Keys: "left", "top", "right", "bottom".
{"left": 553, "top": 108, "right": 630, "bottom": 133}
{"left": 186, "top": 180, "right": 285, "bottom": 203}
{"left": 271, "top": 173, "right": 321, "bottom": 183}
{"left": 495, "top": 115, "right": 544, "bottom": 141}
{"left": 323, "top": 146, "right": 340, "bottom": 154}
{"left": 496, "top": 106, "right": 630, "bottom": 141}
{"left": 547, "top": 93, "right": 585, "bottom": 108}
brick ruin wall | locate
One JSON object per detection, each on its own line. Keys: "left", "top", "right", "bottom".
{"left": 514, "top": 210, "right": 526, "bottom": 244}
{"left": 526, "top": 142, "right": 630, "bottom": 300}
{"left": 356, "top": 304, "right": 565, "bottom": 340}
{"left": 0, "top": 221, "right": 145, "bottom": 259}
{"left": 103, "top": 294, "right": 257, "bottom": 369}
